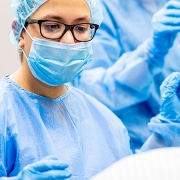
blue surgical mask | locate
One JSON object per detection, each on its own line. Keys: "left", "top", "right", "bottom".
{"left": 22, "top": 30, "right": 93, "bottom": 86}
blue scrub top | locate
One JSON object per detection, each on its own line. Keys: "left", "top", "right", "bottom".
{"left": 73, "top": 0, "right": 180, "bottom": 151}
{"left": 0, "top": 77, "right": 132, "bottom": 179}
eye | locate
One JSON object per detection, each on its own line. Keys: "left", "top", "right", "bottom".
{"left": 41, "top": 22, "right": 63, "bottom": 33}
{"left": 74, "top": 24, "right": 89, "bottom": 34}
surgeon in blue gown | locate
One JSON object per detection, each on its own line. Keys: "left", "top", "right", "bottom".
{"left": 1, "top": 0, "right": 131, "bottom": 179}
{"left": 1, "top": 0, "right": 180, "bottom": 179}
{"left": 73, "top": 0, "right": 180, "bottom": 151}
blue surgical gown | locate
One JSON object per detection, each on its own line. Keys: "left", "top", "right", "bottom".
{"left": 72, "top": 0, "right": 180, "bottom": 151}
{"left": 0, "top": 77, "right": 132, "bottom": 179}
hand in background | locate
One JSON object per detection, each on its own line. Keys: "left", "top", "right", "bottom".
{"left": 149, "top": 72, "right": 180, "bottom": 146}
{"left": 160, "top": 72, "right": 180, "bottom": 121}
{"left": 149, "top": 1, "right": 180, "bottom": 57}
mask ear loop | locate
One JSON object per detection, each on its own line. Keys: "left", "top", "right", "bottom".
{"left": 21, "top": 47, "right": 28, "bottom": 60}
{"left": 20, "top": 25, "right": 34, "bottom": 60}
{"left": 22, "top": 25, "right": 33, "bottom": 40}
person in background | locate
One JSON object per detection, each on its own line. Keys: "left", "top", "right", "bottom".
{"left": 1, "top": 0, "right": 180, "bottom": 179}
{"left": 1, "top": 0, "right": 132, "bottom": 179}
{"left": 73, "top": 0, "right": 180, "bottom": 151}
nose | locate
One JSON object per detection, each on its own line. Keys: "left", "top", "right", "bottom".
{"left": 59, "top": 30, "right": 76, "bottom": 44}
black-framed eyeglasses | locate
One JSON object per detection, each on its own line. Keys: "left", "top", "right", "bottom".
{"left": 25, "top": 18, "right": 99, "bottom": 42}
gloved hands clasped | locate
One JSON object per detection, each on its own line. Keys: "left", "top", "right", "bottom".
{"left": 16, "top": 156, "right": 71, "bottom": 180}
{"left": 149, "top": 72, "right": 180, "bottom": 146}
{"left": 147, "top": 1, "right": 180, "bottom": 61}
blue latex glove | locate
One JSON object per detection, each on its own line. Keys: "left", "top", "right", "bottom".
{"left": 149, "top": 72, "right": 180, "bottom": 146}
{"left": 16, "top": 156, "right": 71, "bottom": 180}
{"left": 160, "top": 72, "right": 180, "bottom": 121}
{"left": 148, "top": 1, "right": 180, "bottom": 58}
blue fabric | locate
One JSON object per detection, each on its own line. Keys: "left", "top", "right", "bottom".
{"left": 25, "top": 37, "right": 93, "bottom": 86}
{"left": 0, "top": 77, "right": 132, "bottom": 179}
{"left": 72, "top": 0, "right": 180, "bottom": 151}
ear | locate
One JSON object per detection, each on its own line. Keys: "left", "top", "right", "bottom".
{"left": 18, "top": 31, "right": 25, "bottom": 48}
{"left": 18, "top": 36, "right": 25, "bottom": 48}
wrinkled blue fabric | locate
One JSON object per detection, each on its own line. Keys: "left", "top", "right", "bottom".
{"left": 72, "top": 0, "right": 180, "bottom": 151}
{"left": 0, "top": 77, "right": 132, "bottom": 179}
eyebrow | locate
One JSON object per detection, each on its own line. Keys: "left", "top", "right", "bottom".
{"left": 39, "top": 15, "right": 90, "bottom": 23}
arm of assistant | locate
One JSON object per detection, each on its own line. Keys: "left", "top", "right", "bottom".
{"left": 73, "top": 1, "right": 180, "bottom": 111}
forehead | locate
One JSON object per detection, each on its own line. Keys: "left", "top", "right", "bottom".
{"left": 31, "top": 0, "right": 91, "bottom": 20}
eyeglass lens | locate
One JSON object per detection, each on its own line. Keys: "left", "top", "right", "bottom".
{"left": 40, "top": 21, "right": 97, "bottom": 41}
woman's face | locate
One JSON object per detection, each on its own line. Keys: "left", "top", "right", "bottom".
{"left": 19, "top": 0, "right": 91, "bottom": 56}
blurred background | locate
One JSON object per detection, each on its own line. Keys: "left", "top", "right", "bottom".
{"left": 0, "top": 1, "right": 20, "bottom": 78}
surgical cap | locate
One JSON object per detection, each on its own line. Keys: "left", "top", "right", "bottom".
{"left": 10, "top": 0, "right": 103, "bottom": 45}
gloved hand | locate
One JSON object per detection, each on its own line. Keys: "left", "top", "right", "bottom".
{"left": 148, "top": 1, "right": 180, "bottom": 58}
{"left": 159, "top": 72, "right": 180, "bottom": 121}
{"left": 16, "top": 156, "right": 71, "bottom": 180}
{"left": 148, "top": 72, "right": 180, "bottom": 146}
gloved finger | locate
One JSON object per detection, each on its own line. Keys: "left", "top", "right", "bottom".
{"left": 166, "top": 11, "right": 180, "bottom": 18}
{"left": 159, "top": 73, "right": 180, "bottom": 121}
{"left": 33, "top": 162, "right": 69, "bottom": 172}
{"left": 155, "top": 15, "right": 180, "bottom": 25}
{"left": 153, "top": 22, "right": 180, "bottom": 34}
{"left": 153, "top": 10, "right": 180, "bottom": 28}
{"left": 27, "top": 159, "right": 69, "bottom": 172}
{"left": 37, "top": 169, "right": 72, "bottom": 179}
{"left": 152, "top": 2, "right": 180, "bottom": 24}
{"left": 154, "top": 9, "right": 180, "bottom": 18}
{"left": 160, "top": 95, "right": 180, "bottom": 122}
{"left": 160, "top": 72, "right": 180, "bottom": 97}
{"left": 165, "top": 0, "right": 180, "bottom": 9}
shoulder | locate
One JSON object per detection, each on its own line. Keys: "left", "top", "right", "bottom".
{"left": 0, "top": 77, "right": 18, "bottom": 99}
{"left": 0, "top": 77, "right": 22, "bottom": 116}
{"left": 0, "top": 77, "right": 11, "bottom": 98}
